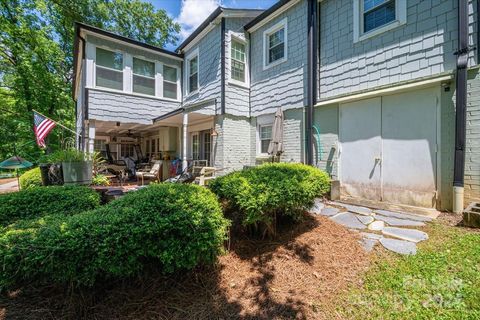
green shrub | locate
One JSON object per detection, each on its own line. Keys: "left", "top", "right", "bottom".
{"left": 19, "top": 167, "right": 42, "bottom": 189}
{"left": 0, "top": 183, "right": 229, "bottom": 290}
{"left": 92, "top": 174, "right": 111, "bottom": 186}
{"left": 0, "top": 185, "right": 100, "bottom": 226}
{"left": 210, "top": 163, "right": 330, "bottom": 230}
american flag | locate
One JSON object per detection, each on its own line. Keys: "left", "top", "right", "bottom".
{"left": 33, "top": 111, "right": 56, "bottom": 148}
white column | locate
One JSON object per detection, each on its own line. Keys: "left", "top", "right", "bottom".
{"left": 182, "top": 113, "right": 188, "bottom": 170}
{"left": 88, "top": 121, "right": 96, "bottom": 154}
{"left": 124, "top": 53, "right": 133, "bottom": 93}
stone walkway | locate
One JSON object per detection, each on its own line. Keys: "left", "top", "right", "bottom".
{"left": 309, "top": 199, "right": 433, "bottom": 255}
{"left": 0, "top": 180, "right": 18, "bottom": 194}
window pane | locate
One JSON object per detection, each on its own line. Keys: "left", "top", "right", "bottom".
{"left": 364, "top": 1, "right": 395, "bottom": 32}
{"left": 163, "top": 65, "right": 177, "bottom": 82}
{"left": 163, "top": 81, "right": 177, "bottom": 99}
{"left": 189, "top": 73, "right": 198, "bottom": 92}
{"left": 269, "top": 28, "right": 284, "bottom": 48}
{"left": 133, "top": 75, "right": 155, "bottom": 95}
{"left": 133, "top": 58, "right": 155, "bottom": 77}
{"left": 96, "top": 48, "right": 123, "bottom": 70}
{"left": 189, "top": 56, "right": 198, "bottom": 74}
{"left": 231, "top": 40, "right": 245, "bottom": 62}
{"left": 231, "top": 59, "right": 245, "bottom": 82}
{"left": 260, "top": 126, "right": 272, "bottom": 140}
{"left": 96, "top": 67, "right": 123, "bottom": 90}
{"left": 364, "top": 0, "right": 388, "bottom": 11}
{"left": 192, "top": 134, "right": 199, "bottom": 160}
{"left": 261, "top": 140, "right": 270, "bottom": 154}
{"left": 269, "top": 44, "right": 285, "bottom": 64}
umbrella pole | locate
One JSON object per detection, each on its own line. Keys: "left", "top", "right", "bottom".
{"left": 16, "top": 169, "right": 20, "bottom": 191}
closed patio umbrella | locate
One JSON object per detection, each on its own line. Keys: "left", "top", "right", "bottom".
{"left": 267, "top": 107, "right": 284, "bottom": 158}
{"left": 0, "top": 156, "right": 33, "bottom": 190}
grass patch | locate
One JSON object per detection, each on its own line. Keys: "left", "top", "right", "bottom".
{"left": 337, "top": 223, "right": 480, "bottom": 319}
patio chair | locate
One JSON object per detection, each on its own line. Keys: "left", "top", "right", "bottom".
{"left": 194, "top": 167, "right": 217, "bottom": 186}
{"left": 136, "top": 161, "right": 162, "bottom": 185}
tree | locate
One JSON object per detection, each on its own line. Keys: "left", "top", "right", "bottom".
{"left": 0, "top": 0, "right": 180, "bottom": 161}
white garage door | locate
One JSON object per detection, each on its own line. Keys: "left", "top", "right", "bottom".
{"left": 339, "top": 87, "right": 438, "bottom": 208}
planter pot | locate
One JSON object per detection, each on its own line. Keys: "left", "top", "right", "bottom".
{"left": 62, "top": 161, "right": 92, "bottom": 185}
{"left": 39, "top": 163, "right": 64, "bottom": 186}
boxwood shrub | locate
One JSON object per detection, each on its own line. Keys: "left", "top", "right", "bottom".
{"left": 19, "top": 167, "right": 42, "bottom": 189}
{"left": 209, "top": 163, "right": 330, "bottom": 230}
{"left": 0, "top": 185, "right": 100, "bottom": 226}
{"left": 0, "top": 183, "right": 229, "bottom": 290}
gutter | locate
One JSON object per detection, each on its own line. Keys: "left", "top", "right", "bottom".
{"left": 153, "top": 107, "right": 185, "bottom": 122}
{"left": 453, "top": 0, "right": 474, "bottom": 213}
{"left": 220, "top": 17, "right": 226, "bottom": 115}
{"left": 305, "top": 0, "right": 318, "bottom": 165}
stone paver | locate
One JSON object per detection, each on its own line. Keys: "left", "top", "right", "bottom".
{"left": 382, "top": 227, "right": 429, "bottom": 243}
{"left": 356, "top": 214, "right": 375, "bottom": 225}
{"left": 368, "top": 220, "right": 385, "bottom": 231}
{"left": 309, "top": 199, "right": 325, "bottom": 214}
{"left": 345, "top": 205, "right": 373, "bottom": 216}
{"left": 374, "top": 215, "right": 426, "bottom": 227}
{"left": 374, "top": 209, "right": 432, "bottom": 222}
{"left": 359, "top": 238, "right": 378, "bottom": 252}
{"left": 360, "top": 232, "right": 383, "bottom": 240}
{"left": 330, "top": 212, "right": 366, "bottom": 229}
{"left": 319, "top": 207, "right": 339, "bottom": 216}
{"left": 380, "top": 238, "right": 417, "bottom": 255}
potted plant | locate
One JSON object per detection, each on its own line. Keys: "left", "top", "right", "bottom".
{"left": 59, "top": 149, "right": 93, "bottom": 185}
{"left": 38, "top": 152, "right": 64, "bottom": 186}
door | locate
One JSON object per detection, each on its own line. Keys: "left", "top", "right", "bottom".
{"left": 339, "top": 98, "right": 382, "bottom": 201}
{"left": 381, "top": 87, "right": 438, "bottom": 207}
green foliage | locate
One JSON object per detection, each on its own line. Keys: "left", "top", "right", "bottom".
{"left": 0, "top": 184, "right": 229, "bottom": 290}
{"left": 339, "top": 224, "right": 480, "bottom": 320}
{"left": 210, "top": 163, "right": 330, "bottom": 229}
{"left": 92, "top": 174, "right": 110, "bottom": 186}
{"left": 19, "top": 167, "right": 42, "bottom": 189}
{"left": 39, "top": 148, "right": 91, "bottom": 163}
{"left": 0, "top": 185, "right": 100, "bottom": 226}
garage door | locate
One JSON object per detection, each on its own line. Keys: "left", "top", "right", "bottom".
{"left": 339, "top": 87, "right": 438, "bottom": 208}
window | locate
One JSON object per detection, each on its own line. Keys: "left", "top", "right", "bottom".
{"left": 187, "top": 51, "right": 199, "bottom": 94}
{"left": 259, "top": 125, "right": 272, "bottom": 154}
{"left": 163, "top": 65, "right": 178, "bottom": 99}
{"left": 133, "top": 57, "right": 155, "bottom": 96}
{"left": 96, "top": 47, "right": 123, "bottom": 90}
{"left": 363, "top": 0, "right": 395, "bottom": 32}
{"left": 121, "top": 144, "right": 134, "bottom": 157}
{"left": 354, "top": 0, "right": 406, "bottom": 42}
{"left": 192, "top": 133, "right": 199, "bottom": 160}
{"left": 231, "top": 39, "right": 246, "bottom": 83}
{"left": 202, "top": 130, "right": 212, "bottom": 165}
{"left": 263, "top": 19, "right": 287, "bottom": 69}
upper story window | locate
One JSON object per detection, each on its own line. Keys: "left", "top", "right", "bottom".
{"left": 96, "top": 47, "right": 123, "bottom": 90}
{"left": 231, "top": 39, "right": 246, "bottom": 83}
{"left": 354, "top": 0, "right": 406, "bottom": 42}
{"left": 187, "top": 50, "right": 199, "bottom": 94}
{"left": 263, "top": 18, "right": 287, "bottom": 70}
{"left": 163, "top": 65, "right": 178, "bottom": 100}
{"left": 133, "top": 57, "right": 155, "bottom": 96}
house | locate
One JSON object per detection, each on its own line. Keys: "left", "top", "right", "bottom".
{"left": 73, "top": 0, "right": 480, "bottom": 212}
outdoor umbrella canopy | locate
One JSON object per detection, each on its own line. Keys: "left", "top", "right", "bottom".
{"left": 0, "top": 156, "right": 33, "bottom": 190}
{"left": 268, "top": 107, "right": 285, "bottom": 157}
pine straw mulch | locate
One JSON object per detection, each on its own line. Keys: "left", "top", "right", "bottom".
{"left": 0, "top": 214, "right": 370, "bottom": 320}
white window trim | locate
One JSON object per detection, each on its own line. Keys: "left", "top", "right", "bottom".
{"left": 132, "top": 55, "right": 156, "bottom": 97}
{"left": 353, "top": 0, "right": 407, "bottom": 43}
{"left": 185, "top": 48, "right": 199, "bottom": 96}
{"left": 257, "top": 123, "right": 273, "bottom": 157}
{"left": 262, "top": 18, "right": 288, "bottom": 70}
{"left": 161, "top": 63, "right": 181, "bottom": 102}
{"left": 94, "top": 46, "right": 125, "bottom": 91}
{"left": 227, "top": 32, "right": 249, "bottom": 88}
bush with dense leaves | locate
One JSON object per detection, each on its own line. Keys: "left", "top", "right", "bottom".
{"left": 0, "top": 183, "right": 229, "bottom": 290}
{"left": 0, "top": 185, "right": 100, "bottom": 226}
{"left": 210, "top": 163, "right": 330, "bottom": 229}
{"left": 19, "top": 167, "right": 42, "bottom": 189}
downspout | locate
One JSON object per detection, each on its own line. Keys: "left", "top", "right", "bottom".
{"left": 306, "top": 0, "right": 318, "bottom": 165}
{"left": 220, "top": 17, "right": 226, "bottom": 115}
{"left": 453, "top": 0, "right": 471, "bottom": 213}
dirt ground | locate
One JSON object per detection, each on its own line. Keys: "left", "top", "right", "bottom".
{"left": 0, "top": 214, "right": 370, "bottom": 320}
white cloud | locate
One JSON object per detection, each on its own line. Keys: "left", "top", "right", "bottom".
{"left": 176, "top": 0, "right": 221, "bottom": 41}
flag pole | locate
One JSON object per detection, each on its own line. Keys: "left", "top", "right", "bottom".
{"left": 32, "top": 109, "right": 78, "bottom": 137}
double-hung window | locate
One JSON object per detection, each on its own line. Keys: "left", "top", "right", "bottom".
{"left": 163, "top": 65, "right": 178, "bottom": 99}
{"left": 133, "top": 57, "right": 155, "bottom": 96}
{"left": 263, "top": 19, "right": 287, "bottom": 69}
{"left": 354, "top": 0, "right": 406, "bottom": 42}
{"left": 231, "top": 39, "right": 246, "bottom": 84}
{"left": 259, "top": 125, "right": 272, "bottom": 155}
{"left": 187, "top": 51, "right": 199, "bottom": 94}
{"left": 96, "top": 48, "right": 123, "bottom": 90}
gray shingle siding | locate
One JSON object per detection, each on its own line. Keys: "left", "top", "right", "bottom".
{"left": 250, "top": 0, "right": 308, "bottom": 117}
{"left": 88, "top": 89, "right": 181, "bottom": 124}
{"left": 313, "top": 104, "right": 339, "bottom": 179}
{"left": 318, "top": 0, "right": 478, "bottom": 99}
{"left": 183, "top": 24, "right": 222, "bottom": 109}
{"left": 465, "top": 68, "right": 480, "bottom": 204}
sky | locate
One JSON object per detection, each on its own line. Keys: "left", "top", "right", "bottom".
{"left": 146, "top": 0, "right": 278, "bottom": 50}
